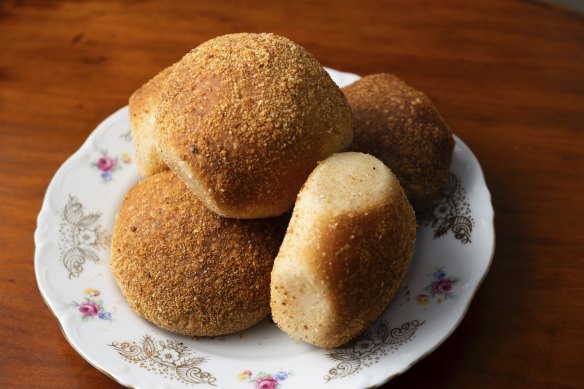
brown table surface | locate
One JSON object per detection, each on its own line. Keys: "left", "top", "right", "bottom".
{"left": 1, "top": 0, "right": 583, "bottom": 388}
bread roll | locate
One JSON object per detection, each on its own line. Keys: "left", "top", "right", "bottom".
{"left": 155, "top": 33, "right": 352, "bottom": 219}
{"left": 342, "top": 73, "right": 454, "bottom": 213}
{"left": 128, "top": 65, "right": 174, "bottom": 176}
{"left": 111, "top": 171, "right": 287, "bottom": 336}
{"left": 270, "top": 152, "right": 416, "bottom": 348}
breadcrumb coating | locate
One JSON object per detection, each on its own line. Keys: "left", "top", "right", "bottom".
{"left": 342, "top": 73, "right": 454, "bottom": 213}
{"left": 110, "top": 171, "right": 288, "bottom": 336}
{"left": 155, "top": 33, "right": 352, "bottom": 219}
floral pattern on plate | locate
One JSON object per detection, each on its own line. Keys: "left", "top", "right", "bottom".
{"left": 111, "top": 335, "right": 217, "bottom": 386}
{"left": 421, "top": 173, "right": 474, "bottom": 244}
{"left": 324, "top": 319, "right": 424, "bottom": 382}
{"left": 92, "top": 150, "right": 131, "bottom": 182}
{"left": 238, "top": 370, "right": 291, "bottom": 388}
{"left": 416, "top": 267, "right": 461, "bottom": 305}
{"left": 59, "top": 195, "right": 110, "bottom": 279}
{"left": 71, "top": 288, "right": 112, "bottom": 321}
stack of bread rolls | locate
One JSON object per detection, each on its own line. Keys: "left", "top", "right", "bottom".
{"left": 111, "top": 33, "right": 454, "bottom": 348}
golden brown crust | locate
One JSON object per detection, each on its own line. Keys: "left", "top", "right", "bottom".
{"left": 155, "top": 33, "right": 352, "bottom": 219}
{"left": 128, "top": 65, "right": 174, "bottom": 176}
{"left": 110, "top": 171, "right": 288, "bottom": 336}
{"left": 308, "top": 198, "right": 415, "bottom": 347}
{"left": 342, "top": 73, "right": 454, "bottom": 213}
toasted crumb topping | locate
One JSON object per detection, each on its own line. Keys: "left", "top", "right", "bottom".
{"left": 156, "top": 33, "right": 352, "bottom": 218}
{"left": 111, "top": 171, "right": 288, "bottom": 336}
{"left": 343, "top": 73, "right": 454, "bottom": 212}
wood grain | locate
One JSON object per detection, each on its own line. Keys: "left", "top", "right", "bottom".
{"left": 1, "top": 0, "right": 583, "bottom": 387}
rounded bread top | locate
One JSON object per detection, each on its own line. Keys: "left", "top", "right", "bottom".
{"left": 343, "top": 73, "right": 454, "bottom": 212}
{"left": 155, "top": 33, "right": 352, "bottom": 218}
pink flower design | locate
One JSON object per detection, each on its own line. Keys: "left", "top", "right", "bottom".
{"left": 255, "top": 376, "right": 278, "bottom": 389}
{"left": 422, "top": 267, "right": 461, "bottom": 303}
{"left": 72, "top": 289, "right": 113, "bottom": 321}
{"left": 432, "top": 278, "right": 453, "bottom": 295}
{"left": 96, "top": 156, "right": 116, "bottom": 172}
{"left": 79, "top": 301, "right": 100, "bottom": 316}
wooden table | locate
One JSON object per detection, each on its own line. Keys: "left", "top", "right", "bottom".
{"left": 1, "top": 0, "right": 583, "bottom": 387}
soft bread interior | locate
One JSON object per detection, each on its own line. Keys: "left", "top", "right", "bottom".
{"left": 155, "top": 143, "right": 226, "bottom": 217}
{"left": 129, "top": 65, "right": 174, "bottom": 176}
{"left": 298, "top": 152, "right": 396, "bottom": 216}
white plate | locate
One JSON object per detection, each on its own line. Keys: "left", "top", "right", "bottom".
{"left": 35, "top": 68, "right": 494, "bottom": 389}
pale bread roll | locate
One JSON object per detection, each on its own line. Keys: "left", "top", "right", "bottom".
{"left": 270, "top": 152, "right": 416, "bottom": 348}
{"left": 111, "top": 171, "right": 287, "bottom": 336}
{"left": 155, "top": 33, "right": 352, "bottom": 219}
{"left": 128, "top": 65, "right": 174, "bottom": 176}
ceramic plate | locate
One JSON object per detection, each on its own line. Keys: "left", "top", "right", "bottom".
{"left": 35, "top": 68, "right": 495, "bottom": 389}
